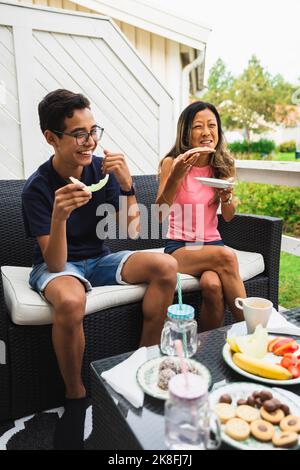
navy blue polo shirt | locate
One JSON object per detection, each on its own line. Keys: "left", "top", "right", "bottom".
{"left": 22, "top": 155, "right": 120, "bottom": 265}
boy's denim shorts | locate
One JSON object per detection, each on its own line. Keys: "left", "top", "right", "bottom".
{"left": 29, "top": 250, "right": 135, "bottom": 297}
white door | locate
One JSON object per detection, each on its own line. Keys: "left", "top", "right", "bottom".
{"left": 0, "top": 1, "right": 174, "bottom": 178}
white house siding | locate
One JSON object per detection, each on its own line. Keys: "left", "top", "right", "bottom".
{"left": 118, "top": 23, "right": 183, "bottom": 119}
{"left": 0, "top": 25, "right": 23, "bottom": 178}
{"left": 0, "top": 2, "right": 174, "bottom": 179}
{"left": 18, "top": 0, "right": 206, "bottom": 119}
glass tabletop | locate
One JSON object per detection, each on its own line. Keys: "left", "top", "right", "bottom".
{"left": 90, "top": 316, "right": 300, "bottom": 450}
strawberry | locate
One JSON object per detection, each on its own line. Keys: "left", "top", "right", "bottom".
{"left": 283, "top": 352, "right": 295, "bottom": 358}
{"left": 288, "top": 365, "right": 300, "bottom": 379}
{"left": 281, "top": 356, "right": 294, "bottom": 369}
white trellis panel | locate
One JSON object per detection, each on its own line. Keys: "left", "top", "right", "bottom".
{"left": 0, "top": 1, "right": 174, "bottom": 178}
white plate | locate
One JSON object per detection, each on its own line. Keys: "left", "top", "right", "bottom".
{"left": 223, "top": 341, "right": 300, "bottom": 385}
{"left": 136, "top": 356, "right": 211, "bottom": 400}
{"left": 210, "top": 382, "right": 300, "bottom": 450}
{"left": 194, "top": 177, "right": 235, "bottom": 189}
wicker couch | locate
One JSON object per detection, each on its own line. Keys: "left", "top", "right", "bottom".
{"left": 0, "top": 176, "right": 282, "bottom": 421}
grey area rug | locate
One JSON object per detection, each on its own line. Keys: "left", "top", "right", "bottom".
{"left": 0, "top": 405, "right": 93, "bottom": 450}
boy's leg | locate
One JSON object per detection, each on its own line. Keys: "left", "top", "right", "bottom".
{"left": 120, "top": 252, "right": 178, "bottom": 347}
{"left": 43, "top": 275, "right": 88, "bottom": 450}
{"left": 43, "top": 275, "right": 87, "bottom": 399}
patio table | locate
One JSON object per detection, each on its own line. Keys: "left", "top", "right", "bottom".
{"left": 88, "top": 309, "right": 300, "bottom": 450}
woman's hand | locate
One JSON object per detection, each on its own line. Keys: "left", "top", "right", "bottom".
{"left": 217, "top": 177, "right": 235, "bottom": 203}
{"left": 218, "top": 187, "right": 233, "bottom": 203}
{"left": 169, "top": 150, "right": 200, "bottom": 182}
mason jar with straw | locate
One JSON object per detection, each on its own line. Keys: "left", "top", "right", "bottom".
{"left": 160, "top": 273, "right": 198, "bottom": 358}
{"left": 164, "top": 340, "right": 221, "bottom": 450}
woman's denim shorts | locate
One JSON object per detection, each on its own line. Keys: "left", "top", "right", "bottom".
{"left": 164, "top": 239, "right": 225, "bottom": 255}
{"left": 29, "top": 250, "right": 135, "bottom": 297}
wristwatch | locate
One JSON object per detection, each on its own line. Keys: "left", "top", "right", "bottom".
{"left": 120, "top": 184, "right": 135, "bottom": 196}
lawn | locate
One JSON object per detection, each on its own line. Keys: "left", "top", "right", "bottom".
{"left": 232, "top": 152, "right": 300, "bottom": 162}
{"left": 272, "top": 152, "right": 299, "bottom": 162}
{"left": 279, "top": 252, "right": 300, "bottom": 309}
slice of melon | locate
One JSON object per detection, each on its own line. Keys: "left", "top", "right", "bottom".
{"left": 236, "top": 324, "right": 269, "bottom": 359}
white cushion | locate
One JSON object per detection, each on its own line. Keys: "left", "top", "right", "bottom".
{"left": 1, "top": 246, "right": 264, "bottom": 326}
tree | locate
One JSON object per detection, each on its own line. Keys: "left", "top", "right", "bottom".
{"left": 203, "top": 58, "right": 233, "bottom": 104}
{"left": 228, "top": 56, "right": 277, "bottom": 140}
{"left": 202, "top": 56, "right": 299, "bottom": 140}
{"left": 201, "top": 59, "right": 235, "bottom": 129}
{"left": 272, "top": 74, "right": 299, "bottom": 126}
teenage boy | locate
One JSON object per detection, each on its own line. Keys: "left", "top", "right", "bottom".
{"left": 22, "top": 89, "right": 177, "bottom": 448}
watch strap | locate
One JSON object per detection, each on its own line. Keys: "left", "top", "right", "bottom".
{"left": 120, "top": 185, "right": 135, "bottom": 196}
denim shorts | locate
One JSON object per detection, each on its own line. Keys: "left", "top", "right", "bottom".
{"left": 164, "top": 239, "right": 224, "bottom": 255}
{"left": 29, "top": 250, "right": 135, "bottom": 296}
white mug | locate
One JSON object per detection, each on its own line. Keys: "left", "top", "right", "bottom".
{"left": 235, "top": 297, "right": 273, "bottom": 334}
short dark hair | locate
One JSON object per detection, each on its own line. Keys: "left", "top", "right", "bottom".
{"left": 38, "top": 89, "right": 91, "bottom": 135}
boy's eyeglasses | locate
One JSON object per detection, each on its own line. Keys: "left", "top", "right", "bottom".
{"left": 52, "top": 125, "right": 104, "bottom": 146}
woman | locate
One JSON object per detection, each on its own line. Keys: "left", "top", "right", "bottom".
{"left": 156, "top": 101, "right": 246, "bottom": 330}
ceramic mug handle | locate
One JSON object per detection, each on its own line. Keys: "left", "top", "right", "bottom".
{"left": 235, "top": 297, "right": 245, "bottom": 310}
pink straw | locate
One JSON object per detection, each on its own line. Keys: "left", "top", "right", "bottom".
{"left": 175, "top": 339, "right": 189, "bottom": 389}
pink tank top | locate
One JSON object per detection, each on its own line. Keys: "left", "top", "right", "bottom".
{"left": 166, "top": 165, "right": 221, "bottom": 242}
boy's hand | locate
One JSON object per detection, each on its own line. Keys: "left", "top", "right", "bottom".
{"left": 102, "top": 149, "right": 132, "bottom": 191}
{"left": 52, "top": 183, "right": 92, "bottom": 221}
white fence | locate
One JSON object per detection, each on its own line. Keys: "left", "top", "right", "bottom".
{"left": 236, "top": 161, "right": 300, "bottom": 188}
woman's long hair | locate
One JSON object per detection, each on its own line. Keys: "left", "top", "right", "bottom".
{"left": 159, "top": 101, "right": 235, "bottom": 181}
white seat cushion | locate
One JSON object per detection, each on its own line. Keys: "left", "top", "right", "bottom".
{"left": 1, "top": 246, "right": 264, "bottom": 326}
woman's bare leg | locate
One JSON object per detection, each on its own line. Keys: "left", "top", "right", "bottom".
{"left": 199, "top": 271, "right": 224, "bottom": 330}
{"left": 172, "top": 245, "right": 246, "bottom": 321}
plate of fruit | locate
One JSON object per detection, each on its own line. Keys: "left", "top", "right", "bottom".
{"left": 210, "top": 382, "right": 300, "bottom": 450}
{"left": 223, "top": 325, "right": 300, "bottom": 385}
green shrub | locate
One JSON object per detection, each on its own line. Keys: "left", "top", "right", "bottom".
{"left": 228, "top": 139, "right": 276, "bottom": 155}
{"left": 228, "top": 141, "right": 250, "bottom": 154}
{"left": 278, "top": 140, "right": 296, "bottom": 153}
{"left": 250, "top": 139, "right": 276, "bottom": 155}
{"left": 235, "top": 182, "right": 300, "bottom": 237}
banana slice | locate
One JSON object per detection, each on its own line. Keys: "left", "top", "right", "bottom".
{"left": 232, "top": 353, "right": 293, "bottom": 380}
